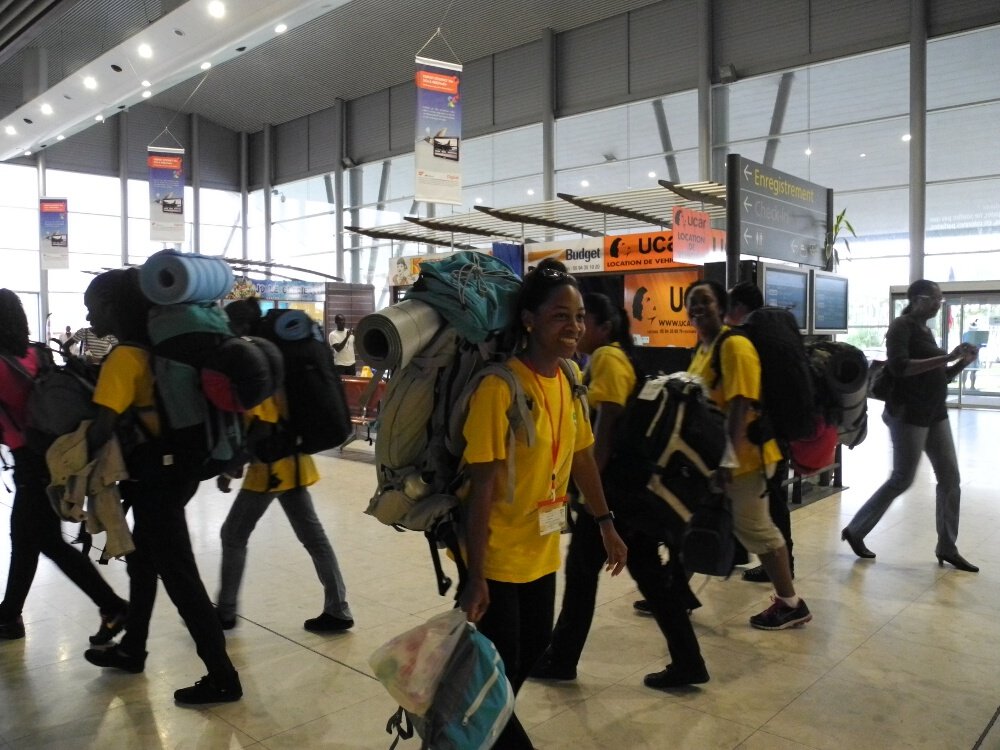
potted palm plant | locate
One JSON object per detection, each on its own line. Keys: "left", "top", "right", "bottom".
{"left": 825, "top": 208, "right": 856, "bottom": 270}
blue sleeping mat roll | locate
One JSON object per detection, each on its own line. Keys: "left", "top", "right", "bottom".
{"left": 140, "top": 250, "right": 235, "bottom": 304}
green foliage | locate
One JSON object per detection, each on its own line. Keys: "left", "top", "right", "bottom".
{"left": 825, "top": 207, "right": 857, "bottom": 266}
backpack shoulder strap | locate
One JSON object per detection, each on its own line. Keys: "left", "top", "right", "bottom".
{"left": 558, "top": 358, "right": 590, "bottom": 425}
{"left": 708, "top": 328, "right": 740, "bottom": 389}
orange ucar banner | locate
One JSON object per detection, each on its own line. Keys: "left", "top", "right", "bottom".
{"left": 604, "top": 231, "right": 682, "bottom": 272}
{"left": 625, "top": 268, "right": 701, "bottom": 348}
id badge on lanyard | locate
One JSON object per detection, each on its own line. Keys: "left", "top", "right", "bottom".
{"left": 537, "top": 491, "right": 568, "bottom": 535}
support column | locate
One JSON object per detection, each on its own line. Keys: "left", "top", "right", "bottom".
{"left": 119, "top": 111, "right": 129, "bottom": 265}
{"left": 541, "top": 28, "right": 555, "bottom": 202}
{"left": 909, "top": 0, "right": 927, "bottom": 282}
{"left": 262, "top": 124, "right": 273, "bottom": 266}
{"left": 697, "top": 0, "right": 713, "bottom": 182}
{"left": 333, "top": 98, "right": 346, "bottom": 281}
{"left": 37, "top": 152, "right": 49, "bottom": 338}
{"left": 239, "top": 132, "right": 249, "bottom": 260}
{"left": 190, "top": 114, "right": 201, "bottom": 252}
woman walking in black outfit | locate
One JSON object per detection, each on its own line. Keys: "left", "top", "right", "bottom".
{"left": 842, "top": 279, "right": 979, "bottom": 571}
{"left": 0, "top": 288, "right": 128, "bottom": 642}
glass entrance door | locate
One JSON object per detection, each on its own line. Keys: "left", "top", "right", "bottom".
{"left": 946, "top": 294, "right": 1000, "bottom": 407}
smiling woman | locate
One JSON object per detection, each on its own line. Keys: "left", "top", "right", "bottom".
{"left": 458, "top": 259, "right": 627, "bottom": 750}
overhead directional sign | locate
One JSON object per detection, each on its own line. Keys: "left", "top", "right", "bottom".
{"left": 726, "top": 154, "right": 830, "bottom": 268}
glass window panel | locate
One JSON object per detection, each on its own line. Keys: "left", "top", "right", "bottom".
{"left": 200, "top": 188, "right": 243, "bottom": 225}
{"left": 555, "top": 162, "right": 629, "bottom": 196}
{"left": 490, "top": 176, "right": 543, "bottom": 210}
{"left": 626, "top": 91, "right": 699, "bottom": 158}
{"left": 46, "top": 171, "right": 119, "bottom": 216}
{"left": 0, "top": 206, "right": 42, "bottom": 251}
{"left": 626, "top": 150, "right": 701, "bottom": 187}
{"left": 0, "top": 164, "right": 38, "bottom": 208}
{"left": 2, "top": 250, "right": 42, "bottom": 290}
{"left": 925, "top": 179, "right": 1000, "bottom": 256}
{"left": 556, "top": 109, "right": 621, "bottom": 171}
{"left": 927, "top": 103, "right": 1000, "bottom": 183}
{"left": 493, "top": 125, "right": 542, "bottom": 181}
{"left": 388, "top": 154, "right": 415, "bottom": 202}
{"left": 127, "top": 179, "right": 150, "bottom": 219}
{"left": 929, "top": 26, "right": 1000, "bottom": 109}
{"left": 462, "top": 134, "right": 493, "bottom": 186}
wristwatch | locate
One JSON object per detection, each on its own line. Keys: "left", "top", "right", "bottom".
{"left": 594, "top": 512, "right": 615, "bottom": 524}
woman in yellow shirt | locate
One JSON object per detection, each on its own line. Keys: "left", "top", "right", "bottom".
{"left": 460, "top": 261, "right": 627, "bottom": 750}
{"left": 685, "top": 279, "right": 809, "bottom": 631}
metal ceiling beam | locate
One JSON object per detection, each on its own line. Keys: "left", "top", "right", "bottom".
{"left": 345, "top": 225, "right": 477, "bottom": 250}
{"left": 405, "top": 215, "right": 525, "bottom": 242}
{"left": 659, "top": 180, "right": 727, "bottom": 208}
{"left": 763, "top": 71, "right": 795, "bottom": 167}
{"left": 557, "top": 192, "right": 672, "bottom": 229}
{"left": 474, "top": 205, "right": 601, "bottom": 237}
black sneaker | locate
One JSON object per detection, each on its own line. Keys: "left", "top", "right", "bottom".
{"left": 528, "top": 655, "right": 576, "bottom": 682}
{"left": 216, "top": 609, "right": 237, "bottom": 630}
{"left": 0, "top": 616, "right": 25, "bottom": 640}
{"left": 174, "top": 673, "right": 243, "bottom": 705}
{"left": 632, "top": 599, "right": 653, "bottom": 616}
{"left": 643, "top": 663, "right": 709, "bottom": 690}
{"left": 749, "top": 597, "right": 812, "bottom": 631}
{"left": 90, "top": 602, "right": 129, "bottom": 645}
{"left": 742, "top": 565, "right": 770, "bottom": 583}
{"left": 303, "top": 613, "right": 354, "bottom": 632}
{"left": 84, "top": 645, "right": 146, "bottom": 673}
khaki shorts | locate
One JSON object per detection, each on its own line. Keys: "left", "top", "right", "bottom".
{"left": 728, "top": 468, "right": 786, "bottom": 555}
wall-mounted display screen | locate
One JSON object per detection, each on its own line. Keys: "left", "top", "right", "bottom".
{"left": 811, "top": 270, "right": 849, "bottom": 334}
{"left": 761, "top": 264, "right": 809, "bottom": 331}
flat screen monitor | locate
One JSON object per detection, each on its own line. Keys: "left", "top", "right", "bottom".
{"left": 760, "top": 263, "right": 809, "bottom": 331}
{"left": 810, "top": 270, "right": 849, "bottom": 335}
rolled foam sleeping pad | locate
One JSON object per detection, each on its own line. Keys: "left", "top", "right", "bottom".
{"left": 355, "top": 299, "right": 444, "bottom": 372}
{"left": 268, "top": 309, "right": 313, "bottom": 342}
{"left": 140, "top": 250, "right": 235, "bottom": 304}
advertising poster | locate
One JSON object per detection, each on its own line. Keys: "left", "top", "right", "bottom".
{"left": 414, "top": 57, "right": 462, "bottom": 205}
{"left": 671, "top": 207, "right": 726, "bottom": 265}
{"left": 525, "top": 237, "right": 604, "bottom": 275}
{"left": 604, "top": 228, "right": 726, "bottom": 272}
{"left": 39, "top": 197, "right": 69, "bottom": 270}
{"left": 148, "top": 147, "right": 185, "bottom": 242}
{"left": 388, "top": 251, "right": 470, "bottom": 287}
{"left": 625, "top": 268, "right": 701, "bottom": 347}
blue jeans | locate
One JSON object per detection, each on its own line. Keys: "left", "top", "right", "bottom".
{"left": 846, "top": 411, "right": 961, "bottom": 556}
{"left": 217, "top": 486, "right": 351, "bottom": 620}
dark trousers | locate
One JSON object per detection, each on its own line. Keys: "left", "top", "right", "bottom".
{"left": 548, "top": 508, "right": 703, "bottom": 673}
{"left": 119, "top": 478, "right": 235, "bottom": 678}
{"left": 476, "top": 573, "right": 555, "bottom": 750}
{"left": 0, "top": 448, "right": 122, "bottom": 622}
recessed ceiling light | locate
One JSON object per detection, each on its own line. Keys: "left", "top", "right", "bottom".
{"left": 23, "top": 151, "right": 31, "bottom": 157}
{"left": 859, "top": 153, "right": 867, "bottom": 158}
{"left": 142, "top": 90, "right": 152, "bottom": 98}
{"left": 141, "top": 80, "right": 151, "bottom": 88}
{"left": 95, "top": 114, "right": 104, "bottom": 122}
{"left": 83, "top": 76, "right": 97, "bottom": 90}
{"left": 647, "top": 171, "right": 656, "bottom": 179}
{"left": 902, "top": 134, "right": 912, "bottom": 142}
{"left": 804, "top": 147, "right": 812, "bottom": 156}
{"left": 138, "top": 43, "right": 153, "bottom": 58}
{"left": 200, "top": 61, "right": 212, "bottom": 70}
{"left": 274, "top": 23, "right": 288, "bottom": 33}
{"left": 4, "top": 125, "right": 16, "bottom": 135}
{"left": 526, "top": 189, "right": 535, "bottom": 196}
{"left": 474, "top": 197, "right": 483, "bottom": 204}
{"left": 580, "top": 180, "right": 590, "bottom": 187}
{"left": 40, "top": 103, "right": 53, "bottom": 115}
{"left": 208, "top": 1, "right": 225, "bottom": 18}
{"left": 56, "top": 134, "right": 65, "bottom": 141}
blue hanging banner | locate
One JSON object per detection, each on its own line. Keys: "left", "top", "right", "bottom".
{"left": 39, "top": 197, "right": 69, "bottom": 270}
{"left": 414, "top": 56, "right": 462, "bottom": 205}
{"left": 148, "top": 147, "right": 185, "bottom": 242}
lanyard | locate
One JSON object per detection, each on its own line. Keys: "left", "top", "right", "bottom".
{"left": 523, "top": 360, "right": 565, "bottom": 497}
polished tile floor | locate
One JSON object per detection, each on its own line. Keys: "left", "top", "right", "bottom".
{"left": 1, "top": 405, "right": 999, "bottom": 749}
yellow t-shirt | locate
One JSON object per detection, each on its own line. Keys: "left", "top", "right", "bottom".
{"left": 462, "top": 358, "right": 594, "bottom": 583}
{"left": 585, "top": 344, "right": 635, "bottom": 408}
{"left": 92, "top": 345, "right": 160, "bottom": 436}
{"left": 687, "top": 327, "right": 782, "bottom": 474}
{"left": 242, "top": 395, "right": 319, "bottom": 493}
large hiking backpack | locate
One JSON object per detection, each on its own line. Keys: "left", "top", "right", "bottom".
{"left": 804, "top": 340, "right": 869, "bottom": 449}
{"left": 125, "top": 302, "right": 282, "bottom": 482}
{"left": 604, "top": 372, "right": 727, "bottom": 544}
{"left": 248, "top": 308, "right": 352, "bottom": 462}
{"left": 0, "top": 343, "right": 99, "bottom": 454}
{"left": 378, "top": 611, "right": 515, "bottom": 750}
{"left": 712, "top": 307, "right": 817, "bottom": 445}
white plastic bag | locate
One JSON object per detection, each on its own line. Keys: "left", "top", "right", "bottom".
{"left": 369, "top": 608, "right": 467, "bottom": 715}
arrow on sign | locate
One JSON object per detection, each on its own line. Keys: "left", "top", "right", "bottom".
{"left": 744, "top": 164, "right": 753, "bottom": 181}
{"left": 743, "top": 195, "right": 752, "bottom": 212}
{"left": 743, "top": 228, "right": 752, "bottom": 244}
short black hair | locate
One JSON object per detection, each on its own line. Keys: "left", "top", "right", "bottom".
{"left": 728, "top": 281, "right": 763, "bottom": 311}
{"left": 0, "top": 288, "right": 29, "bottom": 357}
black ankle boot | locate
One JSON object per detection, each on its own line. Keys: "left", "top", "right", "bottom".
{"left": 174, "top": 671, "right": 243, "bottom": 705}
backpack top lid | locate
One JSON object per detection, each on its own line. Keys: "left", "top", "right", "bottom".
{"left": 404, "top": 251, "right": 521, "bottom": 344}
{"left": 713, "top": 306, "right": 817, "bottom": 443}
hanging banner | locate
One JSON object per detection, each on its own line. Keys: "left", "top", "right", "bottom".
{"left": 671, "top": 207, "right": 726, "bottom": 264}
{"left": 414, "top": 57, "right": 462, "bottom": 205}
{"left": 625, "top": 268, "right": 702, "bottom": 347}
{"left": 604, "top": 230, "right": 724, "bottom": 272}
{"left": 525, "top": 238, "right": 604, "bottom": 275}
{"left": 148, "top": 147, "right": 185, "bottom": 242}
{"left": 39, "top": 197, "right": 69, "bottom": 270}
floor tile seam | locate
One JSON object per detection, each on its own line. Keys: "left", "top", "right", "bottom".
{"left": 743, "top": 726, "right": 825, "bottom": 750}
{"left": 228, "top": 615, "right": 378, "bottom": 684}
{"left": 972, "top": 702, "right": 1000, "bottom": 750}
